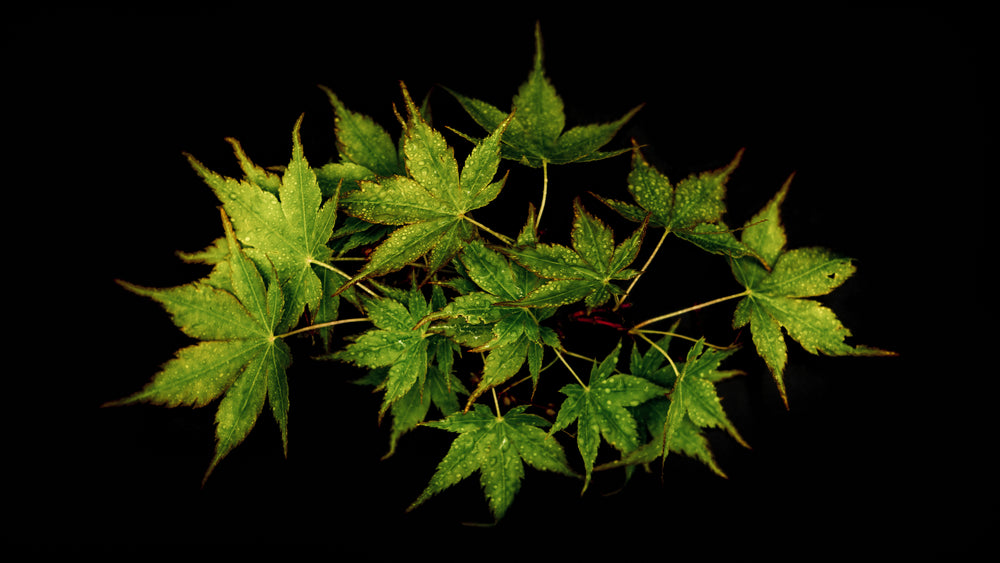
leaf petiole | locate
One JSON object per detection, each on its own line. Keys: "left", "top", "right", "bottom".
{"left": 635, "top": 331, "right": 681, "bottom": 381}
{"left": 308, "top": 259, "right": 378, "bottom": 296}
{"left": 615, "top": 228, "right": 669, "bottom": 310}
{"left": 535, "top": 160, "right": 549, "bottom": 230}
{"left": 461, "top": 215, "right": 514, "bottom": 246}
{"left": 558, "top": 348, "right": 596, "bottom": 364}
{"left": 633, "top": 329, "right": 737, "bottom": 351}
{"left": 274, "top": 317, "right": 370, "bottom": 339}
{"left": 491, "top": 388, "right": 503, "bottom": 420}
{"left": 553, "top": 347, "right": 587, "bottom": 390}
{"left": 630, "top": 289, "right": 750, "bottom": 332}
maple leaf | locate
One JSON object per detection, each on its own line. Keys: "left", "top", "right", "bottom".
{"left": 319, "top": 85, "right": 405, "bottom": 181}
{"left": 446, "top": 22, "right": 641, "bottom": 168}
{"left": 107, "top": 211, "right": 292, "bottom": 484}
{"left": 548, "top": 341, "right": 666, "bottom": 492}
{"left": 335, "top": 82, "right": 513, "bottom": 289}
{"left": 596, "top": 338, "right": 747, "bottom": 478}
{"left": 730, "top": 176, "right": 896, "bottom": 407}
{"left": 502, "top": 198, "right": 646, "bottom": 310}
{"left": 407, "top": 404, "right": 578, "bottom": 522}
{"left": 596, "top": 143, "right": 758, "bottom": 259}
{"left": 332, "top": 282, "right": 456, "bottom": 422}
{"left": 361, "top": 362, "right": 468, "bottom": 460}
{"left": 185, "top": 115, "right": 339, "bottom": 332}
{"left": 422, "top": 239, "right": 561, "bottom": 409}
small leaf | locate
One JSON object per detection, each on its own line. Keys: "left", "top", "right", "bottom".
{"left": 503, "top": 199, "right": 645, "bottom": 310}
{"left": 320, "top": 85, "right": 402, "bottom": 177}
{"left": 446, "top": 22, "right": 640, "bottom": 167}
{"left": 336, "top": 82, "right": 513, "bottom": 288}
{"left": 597, "top": 143, "right": 755, "bottom": 259}
{"left": 408, "top": 404, "right": 577, "bottom": 521}
{"left": 549, "top": 341, "right": 666, "bottom": 492}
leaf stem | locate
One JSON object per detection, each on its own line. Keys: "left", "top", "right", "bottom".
{"left": 462, "top": 215, "right": 513, "bottom": 246}
{"left": 630, "top": 289, "right": 750, "bottom": 332}
{"left": 274, "top": 317, "right": 369, "bottom": 339}
{"left": 491, "top": 387, "right": 503, "bottom": 420}
{"left": 553, "top": 347, "right": 587, "bottom": 390}
{"left": 308, "top": 259, "right": 378, "bottom": 296}
{"left": 636, "top": 331, "right": 681, "bottom": 381}
{"left": 634, "top": 329, "right": 737, "bottom": 350}
{"left": 559, "top": 348, "right": 596, "bottom": 364}
{"left": 615, "top": 228, "right": 669, "bottom": 311}
{"left": 535, "top": 160, "right": 549, "bottom": 230}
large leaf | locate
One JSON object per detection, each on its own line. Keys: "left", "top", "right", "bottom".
{"left": 730, "top": 176, "right": 896, "bottom": 406}
{"left": 108, "top": 211, "right": 291, "bottom": 483}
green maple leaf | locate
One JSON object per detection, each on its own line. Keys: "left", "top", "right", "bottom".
{"left": 185, "top": 115, "right": 339, "bottom": 331}
{"left": 548, "top": 341, "right": 666, "bottom": 492}
{"left": 730, "top": 177, "right": 896, "bottom": 407}
{"left": 596, "top": 339, "right": 746, "bottom": 478}
{"left": 318, "top": 85, "right": 405, "bottom": 181}
{"left": 107, "top": 211, "right": 292, "bottom": 484}
{"left": 596, "top": 143, "right": 757, "bottom": 258}
{"left": 364, "top": 362, "right": 468, "bottom": 460}
{"left": 332, "top": 282, "right": 455, "bottom": 421}
{"left": 502, "top": 198, "right": 645, "bottom": 310}
{"left": 446, "top": 22, "right": 641, "bottom": 168}
{"left": 660, "top": 339, "right": 749, "bottom": 467}
{"left": 423, "top": 239, "right": 561, "bottom": 409}
{"left": 407, "top": 404, "right": 578, "bottom": 522}
{"left": 335, "top": 82, "right": 513, "bottom": 289}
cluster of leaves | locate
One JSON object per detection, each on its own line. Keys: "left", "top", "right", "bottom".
{"left": 108, "top": 23, "right": 894, "bottom": 522}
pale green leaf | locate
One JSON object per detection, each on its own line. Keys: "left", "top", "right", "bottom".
{"left": 408, "top": 404, "right": 577, "bottom": 521}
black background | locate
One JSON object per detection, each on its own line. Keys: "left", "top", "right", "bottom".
{"left": 7, "top": 4, "right": 989, "bottom": 560}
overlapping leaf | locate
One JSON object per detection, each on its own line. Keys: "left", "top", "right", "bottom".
{"left": 407, "top": 404, "right": 578, "bottom": 521}
{"left": 357, "top": 362, "right": 468, "bottom": 459}
{"left": 332, "top": 282, "right": 456, "bottom": 422}
{"left": 730, "top": 177, "right": 896, "bottom": 406}
{"left": 548, "top": 341, "right": 666, "bottom": 492}
{"left": 596, "top": 338, "right": 746, "bottom": 477}
{"left": 108, "top": 211, "right": 291, "bottom": 483}
{"left": 446, "top": 23, "right": 641, "bottom": 167}
{"left": 336, "top": 83, "right": 513, "bottom": 288}
{"left": 503, "top": 199, "right": 645, "bottom": 310}
{"left": 424, "top": 239, "right": 561, "bottom": 409}
{"left": 186, "top": 115, "right": 339, "bottom": 331}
